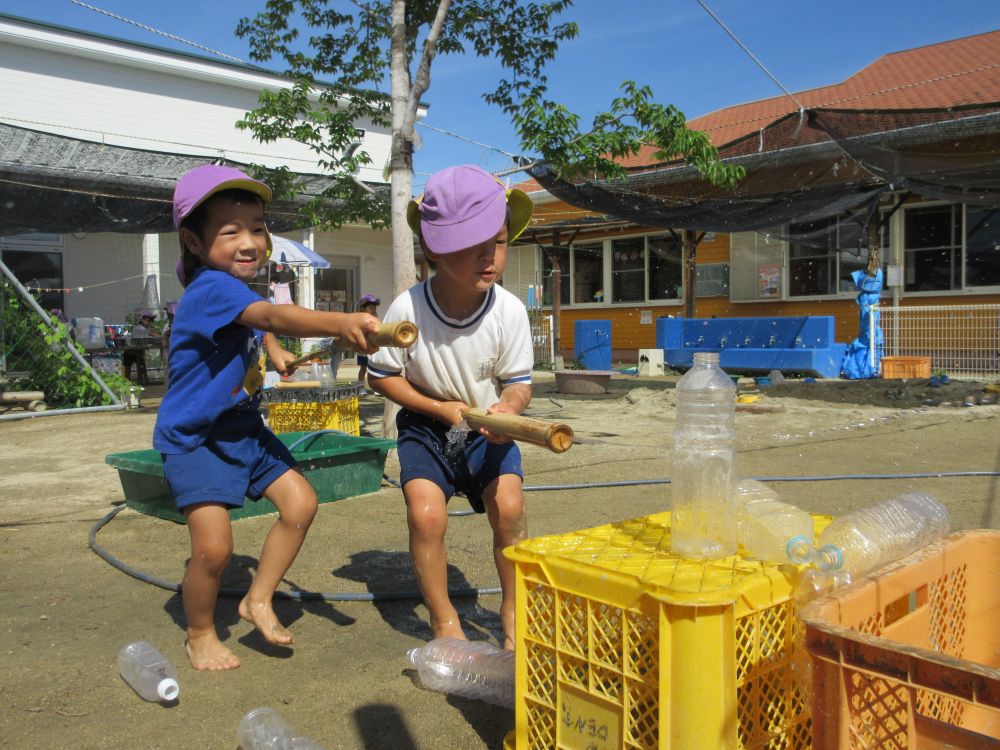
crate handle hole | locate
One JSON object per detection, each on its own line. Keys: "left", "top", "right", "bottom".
{"left": 883, "top": 584, "right": 928, "bottom": 627}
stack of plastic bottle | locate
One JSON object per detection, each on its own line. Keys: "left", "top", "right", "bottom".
{"left": 814, "top": 491, "right": 949, "bottom": 577}
{"left": 735, "top": 479, "right": 814, "bottom": 564}
{"left": 796, "top": 492, "right": 950, "bottom": 601}
{"left": 670, "top": 351, "right": 738, "bottom": 559}
{"left": 407, "top": 638, "right": 514, "bottom": 708}
{"left": 117, "top": 641, "right": 179, "bottom": 703}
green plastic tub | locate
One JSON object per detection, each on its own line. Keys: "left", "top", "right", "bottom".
{"left": 105, "top": 431, "right": 396, "bottom": 524}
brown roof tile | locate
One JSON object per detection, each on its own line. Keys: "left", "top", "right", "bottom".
{"left": 516, "top": 28, "right": 1000, "bottom": 194}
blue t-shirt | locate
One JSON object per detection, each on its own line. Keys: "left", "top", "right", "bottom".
{"left": 153, "top": 267, "right": 266, "bottom": 454}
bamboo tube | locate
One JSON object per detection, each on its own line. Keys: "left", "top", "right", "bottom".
{"left": 461, "top": 407, "right": 575, "bottom": 454}
{"left": 287, "top": 321, "right": 419, "bottom": 368}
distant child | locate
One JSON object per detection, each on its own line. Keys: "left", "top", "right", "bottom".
{"left": 355, "top": 294, "right": 380, "bottom": 382}
{"left": 366, "top": 165, "right": 534, "bottom": 649}
{"left": 123, "top": 308, "right": 156, "bottom": 384}
{"left": 153, "top": 164, "right": 380, "bottom": 671}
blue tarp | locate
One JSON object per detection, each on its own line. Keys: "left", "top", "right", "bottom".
{"left": 841, "top": 268, "right": 883, "bottom": 379}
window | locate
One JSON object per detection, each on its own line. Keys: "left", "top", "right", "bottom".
{"left": 539, "top": 233, "right": 683, "bottom": 306}
{"left": 788, "top": 213, "right": 889, "bottom": 297}
{"left": 540, "top": 246, "right": 569, "bottom": 306}
{"left": 1, "top": 248, "right": 64, "bottom": 312}
{"left": 903, "top": 204, "right": 960, "bottom": 292}
{"left": 647, "top": 234, "right": 682, "bottom": 300}
{"left": 315, "top": 264, "right": 357, "bottom": 312}
{"left": 965, "top": 207, "right": 1000, "bottom": 288}
{"left": 573, "top": 243, "right": 603, "bottom": 303}
{"left": 611, "top": 237, "right": 644, "bottom": 303}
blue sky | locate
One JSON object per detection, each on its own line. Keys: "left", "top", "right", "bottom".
{"left": 3, "top": 0, "right": 999, "bottom": 192}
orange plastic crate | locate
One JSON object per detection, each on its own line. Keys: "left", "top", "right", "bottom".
{"left": 800, "top": 530, "right": 1000, "bottom": 749}
{"left": 881, "top": 356, "right": 931, "bottom": 379}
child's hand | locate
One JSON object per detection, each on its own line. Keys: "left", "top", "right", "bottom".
{"left": 337, "top": 313, "right": 381, "bottom": 354}
{"left": 435, "top": 400, "right": 470, "bottom": 427}
{"left": 480, "top": 401, "right": 517, "bottom": 443}
{"left": 269, "top": 348, "right": 298, "bottom": 377}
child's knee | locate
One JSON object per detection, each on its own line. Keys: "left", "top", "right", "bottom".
{"left": 406, "top": 498, "right": 448, "bottom": 537}
{"left": 280, "top": 493, "right": 318, "bottom": 527}
{"left": 493, "top": 490, "right": 525, "bottom": 525}
{"left": 191, "top": 538, "right": 233, "bottom": 573}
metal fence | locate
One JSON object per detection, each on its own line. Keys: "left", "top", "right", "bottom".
{"left": 0, "top": 259, "right": 124, "bottom": 418}
{"left": 880, "top": 304, "right": 1000, "bottom": 380}
{"left": 530, "top": 312, "right": 554, "bottom": 367}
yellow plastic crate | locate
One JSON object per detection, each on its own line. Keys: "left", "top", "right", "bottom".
{"left": 505, "top": 511, "right": 830, "bottom": 750}
{"left": 267, "top": 396, "right": 360, "bottom": 436}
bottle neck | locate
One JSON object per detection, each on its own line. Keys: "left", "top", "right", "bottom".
{"left": 692, "top": 352, "right": 719, "bottom": 367}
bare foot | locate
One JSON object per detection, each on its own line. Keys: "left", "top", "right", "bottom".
{"left": 239, "top": 596, "right": 293, "bottom": 645}
{"left": 430, "top": 616, "right": 466, "bottom": 641}
{"left": 185, "top": 633, "right": 240, "bottom": 671}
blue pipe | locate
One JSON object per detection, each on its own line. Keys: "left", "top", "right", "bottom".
{"left": 89, "top": 469, "right": 999, "bottom": 603}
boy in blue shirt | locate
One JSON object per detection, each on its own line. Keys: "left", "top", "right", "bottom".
{"left": 154, "top": 164, "right": 379, "bottom": 671}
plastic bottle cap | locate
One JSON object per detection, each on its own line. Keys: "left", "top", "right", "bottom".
{"left": 816, "top": 544, "right": 844, "bottom": 572}
{"left": 786, "top": 535, "right": 814, "bottom": 564}
{"left": 157, "top": 678, "right": 179, "bottom": 702}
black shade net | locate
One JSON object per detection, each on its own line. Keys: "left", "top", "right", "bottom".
{"left": 528, "top": 102, "right": 1000, "bottom": 253}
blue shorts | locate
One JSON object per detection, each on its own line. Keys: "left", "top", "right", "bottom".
{"left": 396, "top": 408, "right": 522, "bottom": 514}
{"left": 161, "top": 410, "right": 297, "bottom": 511}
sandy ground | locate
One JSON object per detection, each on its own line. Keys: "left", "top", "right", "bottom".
{"left": 1, "top": 369, "right": 999, "bottom": 750}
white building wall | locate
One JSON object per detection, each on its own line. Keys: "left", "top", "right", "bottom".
{"left": 0, "top": 16, "right": 423, "bottom": 323}
{"left": 0, "top": 18, "right": 392, "bottom": 181}
{"left": 58, "top": 232, "right": 145, "bottom": 323}
{"left": 314, "top": 225, "right": 394, "bottom": 308}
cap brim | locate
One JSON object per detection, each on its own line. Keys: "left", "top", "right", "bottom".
{"left": 506, "top": 188, "right": 532, "bottom": 243}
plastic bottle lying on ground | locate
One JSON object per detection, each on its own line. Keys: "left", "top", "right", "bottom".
{"left": 117, "top": 641, "right": 179, "bottom": 703}
{"left": 237, "top": 707, "right": 326, "bottom": 750}
{"left": 735, "top": 479, "right": 814, "bottom": 564}
{"left": 407, "top": 638, "right": 514, "bottom": 708}
{"left": 813, "top": 492, "right": 949, "bottom": 578}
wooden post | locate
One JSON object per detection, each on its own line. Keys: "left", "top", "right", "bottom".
{"left": 682, "top": 229, "right": 698, "bottom": 319}
{"left": 867, "top": 218, "right": 880, "bottom": 276}
{"left": 550, "top": 249, "right": 562, "bottom": 366}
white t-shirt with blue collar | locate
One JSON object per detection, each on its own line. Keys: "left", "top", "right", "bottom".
{"left": 367, "top": 280, "right": 533, "bottom": 408}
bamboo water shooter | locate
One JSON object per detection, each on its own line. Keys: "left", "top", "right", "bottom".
{"left": 287, "top": 321, "right": 419, "bottom": 368}
{"left": 461, "top": 408, "right": 575, "bottom": 454}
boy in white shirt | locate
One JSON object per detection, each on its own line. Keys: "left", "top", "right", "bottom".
{"left": 367, "top": 165, "right": 534, "bottom": 649}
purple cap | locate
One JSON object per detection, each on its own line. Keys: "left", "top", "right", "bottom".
{"left": 137, "top": 308, "right": 154, "bottom": 320}
{"left": 358, "top": 294, "right": 380, "bottom": 306}
{"left": 173, "top": 164, "right": 271, "bottom": 229}
{"left": 406, "top": 165, "right": 533, "bottom": 255}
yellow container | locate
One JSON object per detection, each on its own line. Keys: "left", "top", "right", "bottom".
{"left": 506, "top": 511, "right": 829, "bottom": 750}
{"left": 267, "top": 396, "right": 360, "bottom": 436}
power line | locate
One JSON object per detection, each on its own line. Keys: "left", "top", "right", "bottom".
{"left": 695, "top": 0, "right": 805, "bottom": 113}
{"left": 67, "top": 0, "right": 248, "bottom": 64}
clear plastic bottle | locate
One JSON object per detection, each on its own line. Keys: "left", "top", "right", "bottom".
{"left": 117, "top": 641, "right": 179, "bottom": 703}
{"left": 671, "top": 351, "right": 738, "bottom": 559}
{"left": 406, "top": 638, "right": 514, "bottom": 708}
{"left": 735, "top": 479, "right": 814, "bottom": 564}
{"left": 237, "top": 707, "right": 326, "bottom": 750}
{"left": 814, "top": 492, "right": 949, "bottom": 577}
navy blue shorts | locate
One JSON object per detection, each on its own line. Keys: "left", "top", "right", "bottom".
{"left": 396, "top": 408, "right": 522, "bottom": 514}
{"left": 161, "top": 410, "right": 297, "bottom": 511}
